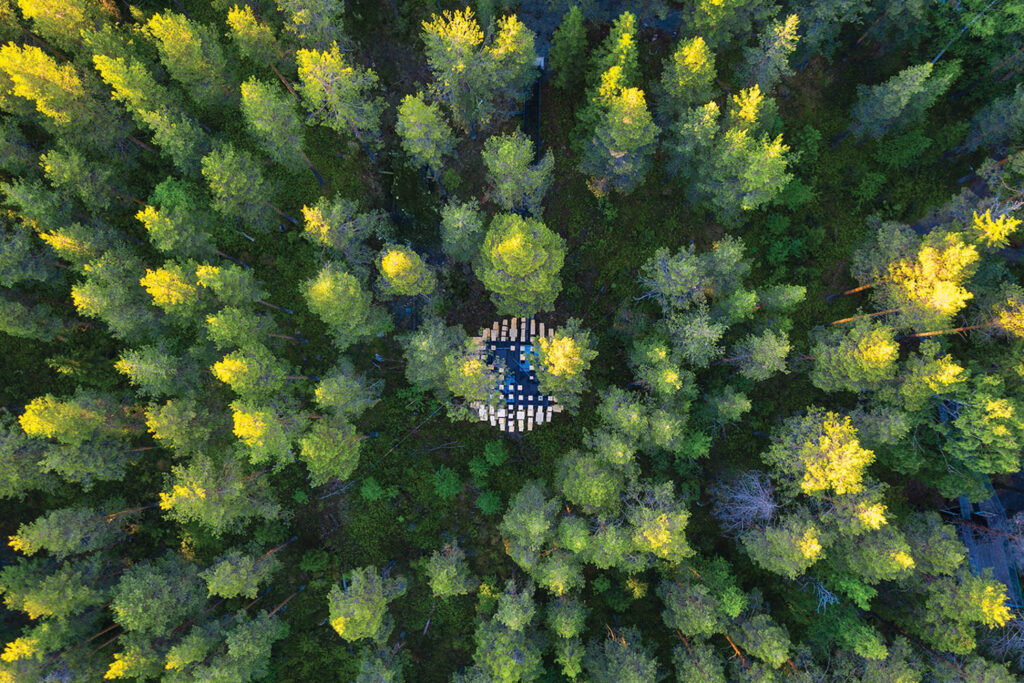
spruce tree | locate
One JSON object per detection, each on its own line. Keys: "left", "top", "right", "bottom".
{"left": 395, "top": 93, "right": 455, "bottom": 181}
{"left": 475, "top": 213, "right": 565, "bottom": 316}
{"left": 482, "top": 131, "right": 554, "bottom": 215}
{"left": 548, "top": 6, "right": 586, "bottom": 91}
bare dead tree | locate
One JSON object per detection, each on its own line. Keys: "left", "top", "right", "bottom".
{"left": 710, "top": 471, "right": 779, "bottom": 536}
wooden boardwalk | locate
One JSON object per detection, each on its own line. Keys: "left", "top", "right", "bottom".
{"left": 469, "top": 317, "right": 562, "bottom": 434}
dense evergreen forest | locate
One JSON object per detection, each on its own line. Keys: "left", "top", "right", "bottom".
{"left": 3, "top": 0, "right": 1024, "bottom": 680}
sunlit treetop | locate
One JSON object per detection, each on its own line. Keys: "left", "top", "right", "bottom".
{"left": 327, "top": 566, "right": 407, "bottom": 644}
{"left": 19, "top": 392, "right": 126, "bottom": 446}
{"left": 0, "top": 44, "right": 85, "bottom": 124}
{"left": 765, "top": 408, "right": 875, "bottom": 498}
{"left": 538, "top": 336, "right": 583, "bottom": 377}
{"left": 227, "top": 4, "right": 282, "bottom": 64}
{"left": 139, "top": 262, "right": 202, "bottom": 317}
{"left": 16, "top": 0, "right": 115, "bottom": 51}
{"left": 145, "top": 11, "right": 231, "bottom": 110}
{"left": 886, "top": 340, "right": 966, "bottom": 411}
{"left": 376, "top": 244, "right": 435, "bottom": 297}
{"left": 296, "top": 43, "right": 384, "bottom": 148}
{"left": 971, "top": 209, "right": 1020, "bottom": 249}
{"left": 660, "top": 36, "right": 716, "bottom": 116}
{"left": 994, "top": 285, "right": 1024, "bottom": 337}
{"left": 421, "top": 7, "right": 483, "bottom": 60}
{"left": 211, "top": 344, "right": 289, "bottom": 401}
{"left": 881, "top": 230, "right": 980, "bottom": 330}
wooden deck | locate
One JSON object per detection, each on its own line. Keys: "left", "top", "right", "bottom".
{"left": 470, "top": 317, "right": 562, "bottom": 434}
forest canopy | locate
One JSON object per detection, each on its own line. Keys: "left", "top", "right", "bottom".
{"left": 2, "top": 0, "right": 1024, "bottom": 681}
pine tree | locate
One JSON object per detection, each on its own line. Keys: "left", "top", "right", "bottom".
{"left": 445, "top": 350, "right": 502, "bottom": 409}
{"left": 664, "top": 101, "right": 720, "bottom": 181}
{"left": 303, "top": 263, "right": 391, "bottom": 350}
{"left": 111, "top": 553, "right": 207, "bottom": 636}
{"left": 227, "top": 4, "right": 283, "bottom": 66}
{"left": 301, "top": 195, "right": 388, "bottom": 269}
{"left": 0, "top": 556, "right": 105, "bottom": 621}
{"left": 849, "top": 61, "right": 961, "bottom": 139}
{"left": 626, "top": 482, "right": 694, "bottom": 564}
{"left": 159, "top": 456, "right": 281, "bottom": 535}
{"left": 547, "top": 596, "right": 588, "bottom": 639}
{"left": 579, "top": 66, "right": 660, "bottom": 195}
{"left": 892, "top": 340, "right": 965, "bottom": 411}
{"left": 500, "top": 480, "right": 560, "bottom": 571}
{"left": 376, "top": 244, "right": 436, "bottom": 298}
{"left": 0, "top": 297, "right": 63, "bottom": 341}
{"left": 93, "top": 54, "right": 210, "bottom": 174}
{"left": 740, "top": 14, "right": 800, "bottom": 92}
{"left": 200, "top": 548, "right": 282, "bottom": 599}
{"left": 195, "top": 263, "right": 269, "bottom": 308}
{"left": 201, "top": 143, "right": 278, "bottom": 233}
{"left": 212, "top": 344, "right": 291, "bottom": 402}
{"left": 582, "top": 627, "right": 658, "bottom": 683}
{"left": 482, "top": 131, "right": 554, "bottom": 215}
{"left": 470, "top": 617, "right": 543, "bottom": 682}
{"left": 296, "top": 43, "right": 384, "bottom": 154}
{"left": 945, "top": 374, "right": 1024, "bottom": 474}
{"left": 0, "top": 415, "right": 57, "bottom": 500}
{"left": 399, "top": 316, "right": 467, "bottom": 395}
{"left": 557, "top": 450, "right": 624, "bottom": 515}
{"left": 425, "top": 543, "right": 476, "bottom": 598}
{"left": 658, "top": 36, "right": 717, "bottom": 121}
{"left": 137, "top": 180, "right": 219, "bottom": 261}
{"left": 314, "top": 364, "right": 380, "bottom": 419}
{"left": 764, "top": 409, "right": 875, "bottom": 498}
{"left": 692, "top": 0, "right": 777, "bottom": 49}
{"left": 439, "top": 200, "right": 485, "bottom": 262}
{"left": 588, "top": 12, "right": 640, "bottom": 86}
{"left": 298, "top": 416, "right": 362, "bottom": 486}
{"left": 241, "top": 77, "right": 310, "bottom": 173}
{"left": 327, "top": 566, "right": 407, "bottom": 644}
{"left": 145, "top": 12, "right": 233, "bottom": 111}
{"left": 16, "top": 0, "right": 116, "bottom": 52}
{"left": 145, "top": 398, "right": 214, "bottom": 455}
{"left": 733, "top": 613, "right": 791, "bottom": 668}
{"left": 9, "top": 506, "right": 128, "bottom": 560}
{"left": 114, "top": 345, "right": 197, "bottom": 398}
{"left": 548, "top": 6, "right": 586, "bottom": 91}
{"left": 278, "top": 0, "right": 345, "bottom": 49}
{"left": 535, "top": 318, "right": 598, "bottom": 412}
{"left": 421, "top": 8, "right": 536, "bottom": 133}
{"left": 672, "top": 639, "right": 727, "bottom": 683}
{"left": 19, "top": 391, "right": 130, "bottom": 447}
{"left": 810, "top": 318, "right": 899, "bottom": 392}
{"left": 0, "top": 44, "right": 122, "bottom": 147}
{"left": 139, "top": 261, "right": 204, "bottom": 320}
{"left": 727, "top": 329, "right": 790, "bottom": 381}
{"left": 206, "top": 307, "right": 267, "bottom": 350}
{"left": 395, "top": 93, "right": 455, "bottom": 181}
{"left": 963, "top": 84, "right": 1024, "bottom": 153}
{"left": 475, "top": 213, "right": 566, "bottom": 316}
{"left": 231, "top": 399, "right": 303, "bottom": 468}
{"left": 39, "top": 146, "right": 114, "bottom": 213}
{"left": 698, "top": 115, "right": 791, "bottom": 220}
